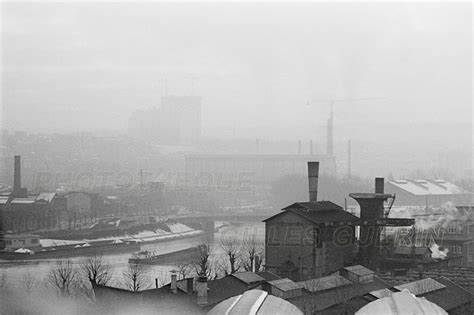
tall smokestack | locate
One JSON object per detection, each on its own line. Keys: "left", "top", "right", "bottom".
{"left": 375, "top": 178, "right": 384, "bottom": 194}
{"left": 13, "top": 155, "right": 21, "bottom": 196}
{"left": 326, "top": 107, "right": 334, "bottom": 156}
{"left": 348, "top": 140, "right": 352, "bottom": 179}
{"left": 308, "top": 162, "right": 319, "bottom": 202}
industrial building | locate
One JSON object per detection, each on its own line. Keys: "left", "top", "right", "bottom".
{"left": 414, "top": 206, "right": 474, "bottom": 267}
{"left": 0, "top": 156, "right": 97, "bottom": 236}
{"left": 264, "top": 162, "right": 358, "bottom": 280}
{"left": 385, "top": 179, "right": 472, "bottom": 206}
{"left": 263, "top": 161, "right": 414, "bottom": 280}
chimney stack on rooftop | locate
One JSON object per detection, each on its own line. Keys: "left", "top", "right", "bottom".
{"left": 170, "top": 273, "right": 177, "bottom": 294}
{"left": 308, "top": 162, "right": 319, "bottom": 202}
{"left": 13, "top": 155, "right": 21, "bottom": 196}
{"left": 375, "top": 177, "right": 384, "bottom": 194}
{"left": 186, "top": 278, "right": 194, "bottom": 294}
{"left": 196, "top": 276, "right": 208, "bottom": 305}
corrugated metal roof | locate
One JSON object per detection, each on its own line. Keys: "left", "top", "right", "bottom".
{"left": 369, "top": 288, "right": 395, "bottom": 299}
{"left": 344, "top": 265, "right": 374, "bottom": 277}
{"left": 394, "top": 278, "right": 445, "bottom": 296}
{"left": 356, "top": 289, "right": 447, "bottom": 315}
{"left": 298, "top": 274, "right": 352, "bottom": 293}
{"left": 232, "top": 272, "right": 265, "bottom": 284}
{"left": 268, "top": 278, "right": 302, "bottom": 292}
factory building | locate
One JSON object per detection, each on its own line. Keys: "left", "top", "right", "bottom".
{"left": 264, "top": 161, "right": 415, "bottom": 280}
{"left": 264, "top": 162, "right": 358, "bottom": 281}
{"left": 385, "top": 179, "right": 472, "bottom": 206}
{"left": 0, "top": 156, "right": 97, "bottom": 234}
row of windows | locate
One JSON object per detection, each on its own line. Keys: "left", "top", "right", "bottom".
{"left": 3, "top": 238, "right": 39, "bottom": 246}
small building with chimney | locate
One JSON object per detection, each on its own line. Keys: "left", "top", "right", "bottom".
{"left": 263, "top": 162, "right": 359, "bottom": 281}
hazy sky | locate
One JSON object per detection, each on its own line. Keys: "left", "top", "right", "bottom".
{"left": 1, "top": 1, "right": 472, "bottom": 139}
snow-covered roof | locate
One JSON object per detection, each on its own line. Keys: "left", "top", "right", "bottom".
{"left": 207, "top": 290, "right": 303, "bottom": 315}
{"left": 36, "top": 192, "right": 56, "bottom": 203}
{"left": 356, "top": 289, "right": 447, "bottom": 315}
{"left": 11, "top": 198, "right": 36, "bottom": 204}
{"left": 388, "top": 179, "right": 470, "bottom": 196}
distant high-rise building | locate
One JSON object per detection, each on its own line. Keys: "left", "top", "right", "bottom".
{"left": 128, "top": 95, "right": 202, "bottom": 145}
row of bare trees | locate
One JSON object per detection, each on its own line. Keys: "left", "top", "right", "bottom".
{"left": 0, "top": 254, "right": 152, "bottom": 302}
{"left": 220, "top": 234, "right": 264, "bottom": 275}
{"left": 178, "top": 234, "right": 265, "bottom": 280}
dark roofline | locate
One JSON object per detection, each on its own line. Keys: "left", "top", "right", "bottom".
{"left": 281, "top": 201, "right": 344, "bottom": 211}
{"left": 434, "top": 276, "right": 474, "bottom": 297}
{"left": 263, "top": 207, "right": 359, "bottom": 225}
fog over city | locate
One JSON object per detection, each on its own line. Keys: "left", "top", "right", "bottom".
{"left": 0, "top": 1, "right": 473, "bottom": 315}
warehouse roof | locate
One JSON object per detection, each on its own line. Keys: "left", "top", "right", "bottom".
{"left": 387, "top": 179, "right": 471, "bottom": 196}
{"left": 264, "top": 201, "right": 358, "bottom": 224}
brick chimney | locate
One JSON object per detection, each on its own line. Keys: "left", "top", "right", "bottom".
{"left": 186, "top": 278, "right": 194, "bottom": 294}
{"left": 375, "top": 177, "right": 384, "bottom": 194}
{"left": 196, "top": 276, "right": 208, "bottom": 305}
{"left": 308, "top": 162, "right": 319, "bottom": 202}
{"left": 170, "top": 273, "right": 177, "bottom": 294}
{"left": 13, "top": 155, "right": 21, "bottom": 197}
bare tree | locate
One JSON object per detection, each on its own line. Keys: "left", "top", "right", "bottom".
{"left": 81, "top": 254, "right": 112, "bottom": 287}
{"left": 123, "top": 262, "right": 148, "bottom": 292}
{"left": 241, "top": 235, "right": 264, "bottom": 272}
{"left": 0, "top": 273, "right": 8, "bottom": 290}
{"left": 192, "top": 243, "right": 213, "bottom": 279}
{"left": 22, "top": 272, "right": 37, "bottom": 294}
{"left": 220, "top": 236, "right": 241, "bottom": 274}
{"left": 176, "top": 262, "right": 192, "bottom": 280}
{"left": 47, "top": 259, "right": 78, "bottom": 297}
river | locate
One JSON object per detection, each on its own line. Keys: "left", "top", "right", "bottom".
{"left": 0, "top": 222, "right": 264, "bottom": 290}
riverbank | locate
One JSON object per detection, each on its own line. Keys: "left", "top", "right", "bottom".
{"left": 0, "top": 222, "right": 206, "bottom": 261}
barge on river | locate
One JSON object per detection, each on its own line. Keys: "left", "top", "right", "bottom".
{"left": 128, "top": 246, "right": 199, "bottom": 265}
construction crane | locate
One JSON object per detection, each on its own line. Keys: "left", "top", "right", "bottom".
{"left": 305, "top": 97, "right": 383, "bottom": 108}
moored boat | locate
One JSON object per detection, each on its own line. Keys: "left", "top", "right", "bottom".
{"left": 128, "top": 246, "right": 199, "bottom": 265}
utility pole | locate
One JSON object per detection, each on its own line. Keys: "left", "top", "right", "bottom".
{"left": 348, "top": 139, "right": 352, "bottom": 179}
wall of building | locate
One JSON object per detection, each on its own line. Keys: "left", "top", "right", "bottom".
{"left": 65, "top": 192, "right": 91, "bottom": 213}
{"left": 385, "top": 183, "right": 471, "bottom": 206}
{"left": 265, "top": 211, "right": 355, "bottom": 281}
{"left": 2, "top": 235, "right": 40, "bottom": 249}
